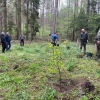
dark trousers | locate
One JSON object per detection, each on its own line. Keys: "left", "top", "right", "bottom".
{"left": 52, "top": 39, "right": 56, "bottom": 46}
{"left": 2, "top": 43, "right": 6, "bottom": 53}
{"left": 96, "top": 45, "right": 100, "bottom": 59}
{"left": 80, "top": 41, "right": 87, "bottom": 54}
{"left": 8, "top": 42, "right": 11, "bottom": 49}
{"left": 6, "top": 42, "right": 11, "bottom": 50}
{"left": 20, "top": 40, "right": 24, "bottom": 46}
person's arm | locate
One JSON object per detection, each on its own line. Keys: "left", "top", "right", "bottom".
{"left": 86, "top": 32, "right": 89, "bottom": 43}
{"left": 9, "top": 36, "right": 11, "bottom": 41}
{"left": 87, "top": 33, "right": 89, "bottom": 40}
{"left": 80, "top": 33, "right": 82, "bottom": 40}
{"left": 19, "top": 36, "right": 21, "bottom": 40}
{"left": 24, "top": 36, "right": 25, "bottom": 40}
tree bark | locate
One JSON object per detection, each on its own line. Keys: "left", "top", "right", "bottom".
{"left": 0, "top": 12, "right": 2, "bottom": 33}
{"left": 52, "top": 0, "right": 58, "bottom": 34}
{"left": 87, "top": 0, "right": 90, "bottom": 14}
{"left": 80, "top": 0, "right": 83, "bottom": 10}
{"left": 17, "top": 0, "right": 21, "bottom": 39}
{"left": 26, "top": 0, "right": 29, "bottom": 40}
{"left": 3, "top": 0, "right": 7, "bottom": 33}
{"left": 15, "top": 1, "right": 18, "bottom": 40}
{"left": 86, "top": 0, "right": 90, "bottom": 31}
{"left": 41, "top": 0, "right": 45, "bottom": 35}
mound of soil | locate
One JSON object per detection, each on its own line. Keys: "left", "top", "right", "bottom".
{"left": 13, "top": 65, "right": 19, "bottom": 70}
{"left": 53, "top": 79, "right": 95, "bottom": 93}
{"left": 80, "top": 79, "right": 95, "bottom": 93}
{"left": 54, "top": 79, "right": 76, "bottom": 92}
{"left": 0, "top": 70, "right": 5, "bottom": 73}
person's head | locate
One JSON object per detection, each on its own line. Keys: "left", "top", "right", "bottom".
{"left": 55, "top": 31, "right": 58, "bottom": 34}
{"left": 6, "top": 32, "right": 9, "bottom": 35}
{"left": 81, "top": 29, "right": 85, "bottom": 32}
{"left": 1, "top": 32, "right": 5, "bottom": 35}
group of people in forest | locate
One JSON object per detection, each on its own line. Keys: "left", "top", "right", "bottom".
{"left": 80, "top": 28, "right": 100, "bottom": 59}
{"left": 51, "top": 28, "right": 100, "bottom": 59}
{"left": 50, "top": 29, "right": 89, "bottom": 53}
{"left": 0, "top": 32, "right": 11, "bottom": 53}
{"left": 1, "top": 29, "right": 100, "bottom": 59}
{"left": 0, "top": 32, "right": 25, "bottom": 53}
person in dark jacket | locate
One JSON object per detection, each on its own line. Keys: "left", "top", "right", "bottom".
{"left": 0, "top": 32, "right": 7, "bottom": 53}
{"left": 95, "top": 29, "right": 100, "bottom": 59}
{"left": 5, "top": 32, "right": 11, "bottom": 50}
{"left": 20, "top": 34, "right": 25, "bottom": 46}
{"left": 80, "top": 29, "right": 89, "bottom": 54}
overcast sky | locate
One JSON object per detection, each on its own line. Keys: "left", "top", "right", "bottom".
{"left": 59, "top": 0, "right": 67, "bottom": 9}
{"left": 61, "top": 0, "right": 67, "bottom": 6}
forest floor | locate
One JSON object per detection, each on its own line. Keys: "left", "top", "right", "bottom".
{"left": 0, "top": 41, "right": 100, "bottom": 100}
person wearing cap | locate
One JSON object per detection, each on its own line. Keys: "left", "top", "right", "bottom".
{"left": 0, "top": 32, "right": 7, "bottom": 53}
{"left": 80, "top": 29, "right": 89, "bottom": 54}
{"left": 5, "top": 32, "right": 11, "bottom": 50}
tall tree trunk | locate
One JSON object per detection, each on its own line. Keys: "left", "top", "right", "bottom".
{"left": 72, "top": 0, "right": 78, "bottom": 41}
{"left": 26, "top": 0, "right": 29, "bottom": 40}
{"left": 3, "top": 0, "right": 7, "bottom": 33}
{"left": 67, "top": 0, "right": 71, "bottom": 38}
{"left": 0, "top": 19, "right": 2, "bottom": 34}
{"left": 15, "top": 1, "right": 18, "bottom": 40}
{"left": 17, "top": 0, "right": 21, "bottom": 40}
{"left": 56, "top": 0, "right": 59, "bottom": 18}
{"left": 52, "top": 0, "right": 58, "bottom": 33}
{"left": 72, "top": 29, "right": 75, "bottom": 41}
{"left": 0, "top": 12, "right": 2, "bottom": 33}
{"left": 50, "top": 0, "right": 54, "bottom": 34}
{"left": 75, "top": 0, "right": 78, "bottom": 15}
{"left": 80, "top": 0, "right": 83, "bottom": 10}
{"left": 41, "top": 0, "right": 45, "bottom": 35}
{"left": 97, "top": 0, "right": 100, "bottom": 14}
{"left": 87, "top": 0, "right": 90, "bottom": 14}
{"left": 86, "top": 0, "right": 90, "bottom": 31}
{"left": 30, "top": 2, "right": 34, "bottom": 41}
{"left": 31, "top": 26, "right": 33, "bottom": 41}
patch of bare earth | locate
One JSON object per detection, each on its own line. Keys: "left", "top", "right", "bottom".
{"left": 53, "top": 78, "right": 95, "bottom": 93}
{"left": 0, "top": 70, "right": 5, "bottom": 73}
{"left": 52, "top": 78, "right": 96, "bottom": 100}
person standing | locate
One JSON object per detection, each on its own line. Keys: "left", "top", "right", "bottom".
{"left": 55, "top": 32, "right": 59, "bottom": 45}
{"left": 51, "top": 32, "right": 57, "bottom": 46}
{"left": 80, "top": 29, "right": 89, "bottom": 54}
{"left": 95, "top": 28, "right": 100, "bottom": 59}
{"left": 20, "top": 34, "right": 25, "bottom": 46}
{"left": 0, "top": 32, "right": 7, "bottom": 53}
{"left": 5, "top": 32, "right": 11, "bottom": 50}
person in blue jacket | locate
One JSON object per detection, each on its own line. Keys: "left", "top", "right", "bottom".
{"left": 5, "top": 32, "right": 11, "bottom": 50}
{"left": 51, "top": 31, "right": 58, "bottom": 46}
